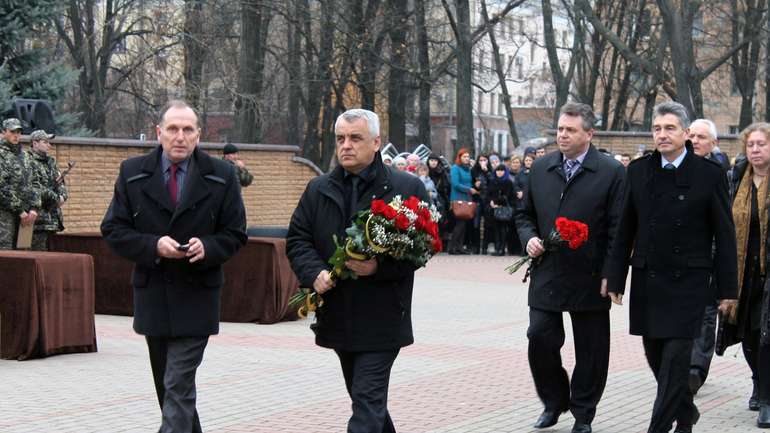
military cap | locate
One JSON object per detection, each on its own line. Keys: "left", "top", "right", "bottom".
{"left": 223, "top": 143, "right": 239, "bottom": 155}
{"left": 2, "top": 118, "right": 22, "bottom": 131}
{"left": 30, "top": 130, "right": 55, "bottom": 142}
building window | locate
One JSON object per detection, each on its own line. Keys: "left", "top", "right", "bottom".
{"left": 516, "top": 56, "right": 523, "bottom": 80}
{"left": 729, "top": 125, "right": 740, "bottom": 134}
{"left": 498, "top": 93, "right": 505, "bottom": 115}
{"left": 477, "top": 90, "right": 484, "bottom": 113}
{"left": 490, "top": 93, "right": 496, "bottom": 115}
{"left": 530, "top": 41, "right": 536, "bottom": 62}
{"left": 518, "top": 95, "right": 523, "bottom": 106}
{"left": 561, "top": 30, "right": 569, "bottom": 47}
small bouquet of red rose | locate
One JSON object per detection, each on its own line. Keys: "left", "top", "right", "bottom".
{"left": 506, "top": 217, "right": 589, "bottom": 283}
{"left": 290, "top": 195, "right": 442, "bottom": 317}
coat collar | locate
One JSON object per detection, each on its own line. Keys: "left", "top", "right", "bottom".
{"left": 545, "top": 144, "right": 601, "bottom": 182}
{"left": 140, "top": 146, "right": 214, "bottom": 216}
{"left": 646, "top": 141, "right": 694, "bottom": 187}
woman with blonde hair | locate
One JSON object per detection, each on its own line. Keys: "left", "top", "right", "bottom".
{"left": 726, "top": 122, "right": 770, "bottom": 428}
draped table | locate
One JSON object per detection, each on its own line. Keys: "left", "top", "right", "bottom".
{"left": 49, "top": 233, "right": 299, "bottom": 324}
{"left": 0, "top": 250, "right": 98, "bottom": 360}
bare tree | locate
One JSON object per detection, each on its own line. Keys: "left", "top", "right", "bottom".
{"left": 729, "top": 0, "right": 766, "bottom": 129}
{"left": 480, "top": 0, "right": 520, "bottom": 148}
{"left": 542, "top": 0, "right": 582, "bottom": 125}
{"left": 234, "top": 0, "right": 272, "bottom": 143}
{"left": 183, "top": 0, "right": 206, "bottom": 109}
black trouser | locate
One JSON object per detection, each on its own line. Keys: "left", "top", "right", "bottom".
{"left": 527, "top": 308, "right": 610, "bottom": 424}
{"left": 507, "top": 219, "right": 522, "bottom": 255}
{"left": 146, "top": 336, "right": 209, "bottom": 433}
{"left": 492, "top": 220, "right": 508, "bottom": 254}
{"left": 642, "top": 337, "right": 696, "bottom": 433}
{"left": 742, "top": 329, "right": 770, "bottom": 404}
{"left": 690, "top": 303, "right": 717, "bottom": 382}
{"left": 335, "top": 349, "right": 400, "bottom": 433}
{"left": 448, "top": 218, "right": 467, "bottom": 252}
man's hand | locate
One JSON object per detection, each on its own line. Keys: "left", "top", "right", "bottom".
{"left": 185, "top": 237, "right": 206, "bottom": 263}
{"left": 19, "top": 210, "right": 38, "bottom": 226}
{"left": 234, "top": 159, "right": 245, "bottom": 168}
{"left": 314, "top": 270, "right": 335, "bottom": 294}
{"left": 156, "top": 236, "right": 187, "bottom": 259}
{"left": 609, "top": 292, "right": 623, "bottom": 305}
{"left": 516, "top": 191, "right": 523, "bottom": 199}
{"left": 600, "top": 278, "right": 608, "bottom": 297}
{"left": 526, "top": 237, "right": 545, "bottom": 257}
{"left": 718, "top": 299, "right": 737, "bottom": 315}
{"left": 345, "top": 258, "right": 378, "bottom": 276}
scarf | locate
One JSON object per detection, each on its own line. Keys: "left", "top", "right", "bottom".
{"left": 731, "top": 164, "right": 769, "bottom": 322}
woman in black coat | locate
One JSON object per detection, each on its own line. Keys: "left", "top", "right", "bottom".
{"left": 726, "top": 123, "right": 770, "bottom": 424}
{"left": 486, "top": 164, "right": 515, "bottom": 255}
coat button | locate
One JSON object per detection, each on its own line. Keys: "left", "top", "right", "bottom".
{"left": 649, "top": 272, "right": 656, "bottom": 278}
{"left": 674, "top": 271, "right": 681, "bottom": 278}
{"left": 649, "top": 246, "right": 655, "bottom": 253}
{"left": 673, "top": 246, "right": 681, "bottom": 253}
{"left": 678, "top": 195, "right": 685, "bottom": 200}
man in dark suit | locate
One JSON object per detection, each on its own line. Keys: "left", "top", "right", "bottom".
{"left": 516, "top": 102, "right": 625, "bottom": 433}
{"left": 286, "top": 109, "right": 428, "bottom": 433}
{"left": 101, "top": 100, "right": 247, "bottom": 432}
{"left": 608, "top": 101, "right": 738, "bottom": 433}
{"left": 686, "top": 118, "right": 731, "bottom": 396}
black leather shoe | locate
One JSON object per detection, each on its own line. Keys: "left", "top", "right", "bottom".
{"left": 673, "top": 425, "right": 692, "bottom": 433}
{"left": 751, "top": 383, "right": 761, "bottom": 411}
{"left": 533, "top": 410, "right": 560, "bottom": 428}
{"left": 758, "top": 404, "right": 770, "bottom": 428}
{"left": 571, "top": 422, "right": 592, "bottom": 433}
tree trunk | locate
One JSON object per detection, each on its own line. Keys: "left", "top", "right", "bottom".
{"left": 481, "top": 0, "right": 520, "bottom": 149}
{"left": 234, "top": 0, "right": 271, "bottom": 143}
{"left": 183, "top": 0, "right": 206, "bottom": 108}
{"left": 730, "top": 0, "right": 766, "bottom": 129}
{"left": 543, "top": 0, "right": 582, "bottom": 126}
{"left": 453, "top": 0, "right": 473, "bottom": 156}
{"left": 302, "top": 0, "right": 334, "bottom": 165}
{"left": 415, "top": 0, "right": 431, "bottom": 147}
{"left": 286, "top": 0, "right": 303, "bottom": 147}
{"left": 387, "top": 0, "right": 408, "bottom": 148}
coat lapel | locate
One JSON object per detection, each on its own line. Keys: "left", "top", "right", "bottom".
{"left": 140, "top": 147, "right": 175, "bottom": 214}
{"left": 170, "top": 148, "right": 212, "bottom": 226}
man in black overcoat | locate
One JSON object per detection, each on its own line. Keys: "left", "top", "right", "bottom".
{"left": 101, "top": 100, "right": 247, "bottom": 432}
{"left": 286, "top": 109, "right": 428, "bottom": 433}
{"left": 516, "top": 102, "right": 625, "bottom": 433}
{"left": 608, "top": 101, "right": 738, "bottom": 433}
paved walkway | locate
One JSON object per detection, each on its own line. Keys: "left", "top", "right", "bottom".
{"left": 0, "top": 254, "right": 757, "bottom": 432}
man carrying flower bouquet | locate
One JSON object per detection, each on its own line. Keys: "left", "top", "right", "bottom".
{"left": 286, "top": 109, "right": 429, "bottom": 433}
{"left": 516, "top": 102, "right": 626, "bottom": 433}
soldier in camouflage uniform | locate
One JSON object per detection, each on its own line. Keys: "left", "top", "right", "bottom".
{"left": 222, "top": 143, "right": 254, "bottom": 187}
{"left": 27, "top": 130, "right": 68, "bottom": 251}
{"left": 0, "top": 118, "right": 41, "bottom": 249}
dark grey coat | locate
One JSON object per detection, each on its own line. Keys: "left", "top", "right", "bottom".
{"left": 101, "top": 146, "right": 247, "bottom": 337}
{"left": 516, "top": 145, "right": 626, "bottom": 312}
{"left": 286, "top": 155, "right": 428, "bottom": 351}
{"left": 607, "top": 143, "right": 738, "bottom": 338}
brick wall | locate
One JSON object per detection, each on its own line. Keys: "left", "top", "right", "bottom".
{"left": 27, "top": 137, "right": 322, "bottom": 232}
{"left": 543, "top": 130, "right": 743, "bottom": 162}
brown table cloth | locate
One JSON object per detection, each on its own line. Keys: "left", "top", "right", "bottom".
{"left": 49, "top": 233, "right": 300, "bottom": 324}
{"left": 0, "top": 250, "right": 97, "bottom": 360}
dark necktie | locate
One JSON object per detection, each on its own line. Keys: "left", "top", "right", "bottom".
{"left": 168, "top": 163, "right": 178, "bottom": 206}
{"left": 664, "top": 163, "right": 675, "bottom": 170}
{"left": 349, "top": 175, "right": 360, "bottom": 220}
{"left": 564, "top": 159, "right": 579, "bottom": 181}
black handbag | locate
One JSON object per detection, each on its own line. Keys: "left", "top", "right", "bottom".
{"left": 493, "top": 205, "right": 514, "bottom": 222}
{"left": 715, "top": 311, "right": 739, "bottom": 356}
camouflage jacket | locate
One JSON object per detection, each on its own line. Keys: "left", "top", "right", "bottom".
{"left": 223, "top": 158, "right": 254, "bottom": 187}
{"left": 0, "top": 139, "right": 41, "bottom": 216}
{"left": 27, "top": 150, "right": 68, "bottom": 231}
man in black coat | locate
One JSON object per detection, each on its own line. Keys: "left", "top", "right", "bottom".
{"left": 101, "top": 100, "right": 247, "bottom": 433}
{"left": 286, "top": 109, "right": 428, "bottom": 433}
{"left": 686, "top": 118, "right": 731, "bottom": 396}
{"left": 608, "top": 101, "right": 738, "bottom": 433}
{"left": 516, "top": 102, "right": 625, "bottom": 433}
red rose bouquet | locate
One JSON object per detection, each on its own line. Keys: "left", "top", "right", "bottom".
{"left": 506, "top": 217, "right": 589, "bottom": 282}
{"left": 291, "top": 195, "right": 442, "bottom": 317}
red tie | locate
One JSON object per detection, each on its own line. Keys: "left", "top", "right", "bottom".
{"left": 168, "top": 164, "right": 178, "bottom": 206}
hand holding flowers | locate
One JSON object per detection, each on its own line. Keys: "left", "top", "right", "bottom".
{"left": 506, "top": 217, "right": 589, "bottom": 282}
